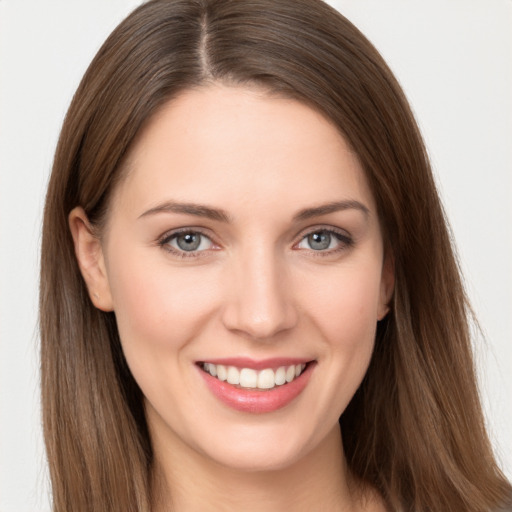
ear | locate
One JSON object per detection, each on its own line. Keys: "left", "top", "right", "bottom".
{"left": 68, "top": 207, "right": 114, "bottom": 312}
{"left": 377, "top": 251, "right": 395, "bottom": 321}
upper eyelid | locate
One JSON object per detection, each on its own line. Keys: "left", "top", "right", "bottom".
{"left": 158, "top": 227, "right": 215, "bottom": 243}
{"left": 295, "top": 225, "right": 352, "bottom": 241}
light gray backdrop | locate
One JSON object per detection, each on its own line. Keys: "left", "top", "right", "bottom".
{"left": 1, "top": 1, "right": 510, "bottom": 510}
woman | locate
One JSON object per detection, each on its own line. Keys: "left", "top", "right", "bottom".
{"left": 40, "top": 0, "right": 512, "bottom": 510}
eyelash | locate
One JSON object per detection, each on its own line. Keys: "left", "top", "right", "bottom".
{"left": 157, "top": 226, "right": 354, "bottom": 258}
{"left": 157, "top": 228, "right": 217, "bottom": 259}
{"left": 294, "top": 227, "right": 354, "bottom": 256}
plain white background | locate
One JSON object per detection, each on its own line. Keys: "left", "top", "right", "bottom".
{"left": 0, "top": 1, "right": 510, "bottom": 510}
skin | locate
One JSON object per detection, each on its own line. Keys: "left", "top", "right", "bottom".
{"left": 70, "top": 84, "right": 393, "bottom": 511}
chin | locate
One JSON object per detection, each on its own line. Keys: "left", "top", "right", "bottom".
{"left": 194, "top": 420, "right": 323, "bottom": 474}
{"left": 205, "top": 445, "right": 304, "bottom": 474}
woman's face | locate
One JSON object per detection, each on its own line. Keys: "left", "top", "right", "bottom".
{"left": 76, "top": 84, "right": 393, "bottom": 472}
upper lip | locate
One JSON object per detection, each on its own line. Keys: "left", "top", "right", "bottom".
{"left": 197, "top": 357, "right": 313, "bottom": 371}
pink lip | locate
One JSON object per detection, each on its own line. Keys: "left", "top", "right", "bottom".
{"left": 197, "top": 360, "right": 316, "bottom": 414}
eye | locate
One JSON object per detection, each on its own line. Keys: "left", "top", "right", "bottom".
{"left": 160, "top": 230, "right": 214, "bottom": 254}
{"left": 296, "top": 229, "right": 352, "bottom": 252}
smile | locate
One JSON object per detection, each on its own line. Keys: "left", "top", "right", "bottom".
{"left": 200, "top": 362, "right": 307, "bottom": 390}
{"left": 197, "top": 358, "right": 315, "bottom": 413}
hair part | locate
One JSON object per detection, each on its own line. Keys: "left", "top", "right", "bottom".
{"left": 40, "top": 1, "right": 511, "bottom": 510}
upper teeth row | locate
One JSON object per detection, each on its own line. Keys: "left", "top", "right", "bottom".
{"left": 202, "top": 363, "right": 306, "bottom": 389}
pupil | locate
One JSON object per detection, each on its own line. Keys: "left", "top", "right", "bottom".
{"left": 309, "top": 231, "right": 330, "bottom": 250}
{"left": 177, "top": 233, "right": 200, "bottom": 251}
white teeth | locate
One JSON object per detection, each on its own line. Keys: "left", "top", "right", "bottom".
{"left": 216, "top": 365, "right": 227, "bottom": 381}
{"left": 227, "top": 366, "right": 240, "bottom": 385}
{"left": 239, "top": 368, "right": 257, "bottom": 388}
{"left": 258, "top": 369, "right": 275, "bottom": 389}
{"left": 275, "top": 366, "right": 286, "bottom": 385}
{"left": 202, "top": 362, "right": 307, "bottom": 389}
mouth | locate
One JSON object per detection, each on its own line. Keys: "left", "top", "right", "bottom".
{"left": 199, "top": 361, "right": 308, "bottom": 390}
{"left": 196, "top": 358, "right": 316, "bottom": 413}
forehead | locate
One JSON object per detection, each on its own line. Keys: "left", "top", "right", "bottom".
{"left": 111, "top": 84, "right": 375, "bottom": 219}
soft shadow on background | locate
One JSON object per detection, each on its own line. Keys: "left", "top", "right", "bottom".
{"left": 0, "top": 1, "right": 510, "bottom": 510}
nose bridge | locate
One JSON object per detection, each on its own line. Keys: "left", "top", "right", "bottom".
{"left": 222, "top": 243, "right": 297, "bottom": 340}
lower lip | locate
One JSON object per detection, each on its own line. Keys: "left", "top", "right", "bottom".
{"left": 198, "top": 363, "right": 315, "bottom": 414}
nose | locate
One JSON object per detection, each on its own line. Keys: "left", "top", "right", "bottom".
{"left": 221, "top": 248, "right": 298, "bottom": 341}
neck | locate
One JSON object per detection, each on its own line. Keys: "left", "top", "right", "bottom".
{"left": 151, "top": 424, "right": 369, "bottom": 512}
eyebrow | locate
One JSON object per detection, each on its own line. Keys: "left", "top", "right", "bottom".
{"left": 292, "top": 200, "right": 370, "bottom": 222}
{"left": 138, "top": 199, "right": 369, "bottom": 223}
{"left": 138, "top": 201, "right": 231, "bottom": 223}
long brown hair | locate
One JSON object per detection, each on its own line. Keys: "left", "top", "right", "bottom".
{"left": 40, "top": 0, "right": 511, "bottom": 510}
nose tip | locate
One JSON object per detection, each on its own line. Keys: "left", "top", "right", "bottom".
{"left": 227, "top": 302, "right": 297, "bottom": 340}
{"left": 221, "top": 257, "right": 298, "bottom": 341}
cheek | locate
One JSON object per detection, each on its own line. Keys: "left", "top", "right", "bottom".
{"left": 299, "top": 261, "right": 382, "bottom": 411}
{"left": 104, "top": 250, "right": 225, "bottom": 416}
{"left": 301, "top": 261, "right": 383, "bottom": 345}
{"left": 106, "top": 249, "right": 219, "bottom": 358}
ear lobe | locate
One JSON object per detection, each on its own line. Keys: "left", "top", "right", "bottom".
{"left": 68, "top": 207, "right": 114, "bottom": 312}
{"left": 377, "top": 252, "right": 395, "bottom": 321}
